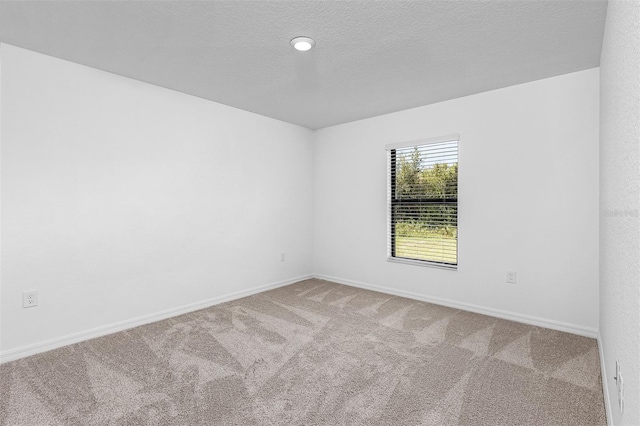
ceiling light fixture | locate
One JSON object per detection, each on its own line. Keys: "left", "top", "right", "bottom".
{"left": 290, "top": 36, "right": 315, "bottom": 52}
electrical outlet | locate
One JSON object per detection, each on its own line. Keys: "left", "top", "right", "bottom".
{"left": 23, "top": 290, "right": 38, "bottom": 308}
{"left": 506, "top": 271, "right": 517, "bottom": 284}
{"left": 618, "top": 373, "right": 624, "bottom": 413}
{"left": 281, "top": 253, "right": 286, "bottom": 262}
{"left": 615, "top": 360, "right": 624, "bottom": 413}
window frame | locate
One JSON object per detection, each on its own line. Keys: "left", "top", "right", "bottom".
{"left": 386, "top": 134, "right": 459, "bottom": 270}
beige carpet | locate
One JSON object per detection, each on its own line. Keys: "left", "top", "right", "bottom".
{"left": 0, "top": 279, "right": 605, "bottom": 425}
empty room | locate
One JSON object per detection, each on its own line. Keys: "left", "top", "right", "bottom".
{"left": 0, "top": 0, "right": 638, "bottom": 425}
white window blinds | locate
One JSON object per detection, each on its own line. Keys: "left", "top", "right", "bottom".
{"left": 387, "top": 136, "right": 458, "bottom": 268}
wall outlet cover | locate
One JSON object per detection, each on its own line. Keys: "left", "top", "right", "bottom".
{"left": 23, "top": 290, "right": 38, "bottom": 308}
{"left": 618, "top": 373, "right": 624, "bottom": 413}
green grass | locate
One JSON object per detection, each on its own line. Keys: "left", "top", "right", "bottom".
{"left": 394, "top": 223, "right": 457, "bottom": 264}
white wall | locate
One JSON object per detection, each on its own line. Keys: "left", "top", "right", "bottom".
{"left": 0, "top": 41, "right": 606, "bottom": 370}
{"left": 0, "top": 44, "right": 314, "bottom": 358}
{"left": 313, "top": 69, "right": 600, "bottom": 334}
{"left": 599, "top": 0, "right": 640, "bottom": 424}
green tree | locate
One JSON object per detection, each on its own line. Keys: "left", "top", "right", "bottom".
{"left": 419, "top": 162, "right": 458, "bottom": 234}
{"left": 421, "top": 163, "right": 457, "bottom": 199}
{"left": 396, "top": 147, "right": 421, "bottom": 198}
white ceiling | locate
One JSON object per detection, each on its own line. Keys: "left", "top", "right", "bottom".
{"left": 0, "top": 1, "right": 607, "bottom": 130}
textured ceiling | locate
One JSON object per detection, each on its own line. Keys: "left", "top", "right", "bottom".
{"left": 0, "top": 1, "right": 607, "bottom": 129}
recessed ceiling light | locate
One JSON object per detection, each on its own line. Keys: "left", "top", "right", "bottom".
{"left": 290, "top": 36, "right": 315, "bottom": 52}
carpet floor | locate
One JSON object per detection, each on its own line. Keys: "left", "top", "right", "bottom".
{"left": 0, "top": 279, "right": 606, "bottom": 425}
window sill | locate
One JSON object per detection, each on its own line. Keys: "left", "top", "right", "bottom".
{"left": 387, "top": 257, "right": 457, "bottom": 271}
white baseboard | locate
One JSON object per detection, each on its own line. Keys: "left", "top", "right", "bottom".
{"left": 313, "top": 273, "right": 599, "bottom": 338}
{"left": 598, "top": 332, "right": 613, "bottom": 426}
{"left": 0, "top": 274, "right": 312, "bottom": 364}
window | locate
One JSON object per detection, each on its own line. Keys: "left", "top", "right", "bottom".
{"left": 387, "top": 135, "right": 458, "bottom": 269}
